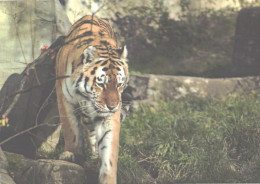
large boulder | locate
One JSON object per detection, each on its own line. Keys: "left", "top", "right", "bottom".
{"left": 129, "top": 74, "right": 260, "bottom": 108}
{"left": 232, "top": 7, "right": 260, "bottom": 77}
{"left": 5, "top": 152, "right": 87, "bottom": 184}
{"left": 0, "top": 37, "right": 65, "bottom": 158}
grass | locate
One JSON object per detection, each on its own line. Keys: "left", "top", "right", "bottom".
{"left": 33, "top": 94, "right": 260, "bottom": 183}
{"left": 118, "top": 94, "right": 260, "bottom": 183}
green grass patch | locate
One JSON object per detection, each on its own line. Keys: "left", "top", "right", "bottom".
{"left": 118, "top": 94, "right": 260, "bottom": 183}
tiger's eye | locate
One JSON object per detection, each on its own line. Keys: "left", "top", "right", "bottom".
{"left": 96, "top": 82, "right": 105, "bottom": 89}
{"left": 117, "top": 83, "right": 123, "bottom": 88}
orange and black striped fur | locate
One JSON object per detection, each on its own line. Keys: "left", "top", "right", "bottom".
{"left": 55, "top": 15, "right": 128, "bottom": 184}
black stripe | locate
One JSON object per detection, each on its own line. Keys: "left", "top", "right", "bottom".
{"left": 101, "top": 60, "right": 109, "bottom": 66}
{"left": 67, "top": 20, "right": 99, "bottom": 37}
{"left": 76, "top": 73, "right": 83, "bottom": 87}
{"left": 99, "top": 20, "right": 114, "bottom": 38}
{"left": 76, "top": 89, "right": 91, "bottom": 99}
{"left": 92, "top": 77, "right": 96, "bottom": 88}
{"left": 65, "top": 31, "right": 93, "bottom": 45}
{"left": 100, "top": 40, "right": 109, "bottom": 45}
{"left": 99, "top": 31, "right": 105, "bottom": 37}
{"left": 91, "top": 67, "right": 97, "bottom": 75}
{"left": 78, "top": 54, "right": 84, "bottom": 66}
{"left": 111, "top": 56, "right": 120, "bottom": 60}
{"left": 95, "top": 60, "right": 103, "bottom": 64}
{"left": 84, "top": 77, "right": 89, "bottom": 90}
{"left": 71, "top": 64, "right": 75, "bottom": 73}
{"left": 65, "top": 82, "right": 73, "bottom": 98}
{"left": 97, "top": 47, "right": 107, "bottom": 51}
{"left": 98, "top": 130, "right": 111, "bottom": 146}
{"left": 101, "top": 146, "right": 107, "bottom": 150}
{"left": 102, "top": 67, "right": 108, "bottom": 71}
{"left": 77, "top": 38, "right": 94, "bottom": 48}
{"left": 115, "top": 61, "right": 122, "bottom": 66}
{"left": 98, "top": 51, "right": 110, "bottom": 56}
{"left": 75, "top": 90, "right": 85, "bottom": 98}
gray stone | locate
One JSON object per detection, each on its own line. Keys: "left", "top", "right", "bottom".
{"left": 0, "top": 169, "right": 16, "bottom": 184}
{"left": 0, "top": 147, "right": 8, "bottom": 169}
{"left": 5, "top": 152, "right": 86, "bottom": 184}
{"left": 128, "top": 74, "right": 260, "bottom": 108}
{"left": 54, "top": 0, "right": 72, "bottom": 37}
{"left": 0, "top": 147, "right": 16, "bottom": 184}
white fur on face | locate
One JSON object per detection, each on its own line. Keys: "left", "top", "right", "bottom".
{"left": 117, "top": 66, "right": 125, "bottom": 85}
{"left": 96, "top": 67, "right": 107, "bottom": 86}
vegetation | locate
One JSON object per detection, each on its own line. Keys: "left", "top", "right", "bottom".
{"left": 114, "top": 0, "right": 258, "bottom": 77}
{"left": 118, "top": 94, "right": 260, "bottom": 183}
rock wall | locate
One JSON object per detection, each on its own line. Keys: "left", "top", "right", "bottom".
{"left": 0, "top": 0, "right": 70, "bottom": 87}
{"left": 128, "top": 74, "right": 260, "bottom": 109}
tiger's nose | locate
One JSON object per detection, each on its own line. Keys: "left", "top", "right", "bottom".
{"left": 107, "top": 105, "right": 118, "bottom": 111}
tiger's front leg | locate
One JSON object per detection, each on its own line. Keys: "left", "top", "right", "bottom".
{"left": 56, "top": 81, "right": 85, "bottom": 163}
{"left": 83, "top": 121, "right": 99, "bottom": 159}
{"left": 97, "top": 111, "right": 121, "bottom": 184}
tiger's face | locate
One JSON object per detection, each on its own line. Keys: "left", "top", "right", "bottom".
{"left": 74, "top": 45, "right": 128, "bottom": 118}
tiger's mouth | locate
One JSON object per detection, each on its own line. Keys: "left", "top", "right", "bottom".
{"left": 78, "top": 100, "right": 120, "bottom": 118}
{"left": 94, "top": 106, "right": 118, "bottom": 114}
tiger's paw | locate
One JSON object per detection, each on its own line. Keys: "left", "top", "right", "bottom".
{"left": 59, "top": 151, "right": 75, "bottom": 162}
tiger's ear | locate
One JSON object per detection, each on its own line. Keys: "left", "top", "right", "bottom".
{"left": 83, "top": 46, "right": 97, "bottom": 64}
{"left": 118, "top": 46, "right": 128, "bottom": 61}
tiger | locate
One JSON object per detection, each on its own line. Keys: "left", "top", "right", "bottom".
{"left": 55, "top": 15, "right": 129, "bottom": 184}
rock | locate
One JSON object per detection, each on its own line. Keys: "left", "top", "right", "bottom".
{"left": 128, "top": 74, "right": 260, "bottom": 108}
{"left": 0, "top": 147, "right": 8, "bottom": 169}
{"left": 5, "top": 152, "right": 87, "bottom": 184}
{"left": 54, "top": 0, "right": 72, "bottom": 36}
{"left": 0, "top": 0, "right": 59, "bottom": 87}
{"left": 0, "top": 147, "right": 16, "bottom": 184}
{"left": 0, "top": 37, "right": 65, "bottom": 158}
{"left": 38, "top": 124, "right": 61, "bottom": 155}
{"left": 0, "top": 169, "right": 16, "bottom": 184}
{"left": 232, "top": 7, "right": 260, "bottom": 77}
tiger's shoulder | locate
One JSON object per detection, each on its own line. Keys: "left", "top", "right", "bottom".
{"left": 66, "top": 15, "right": 117, "bottom": 47}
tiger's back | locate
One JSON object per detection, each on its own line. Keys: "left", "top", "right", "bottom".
{"left": 56, "top": 16, "right": 118, "bottom": 78}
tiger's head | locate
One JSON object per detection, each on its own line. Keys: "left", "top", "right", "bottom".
{"left": 73, "top": 45, "right": 129, "bottom": 118}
